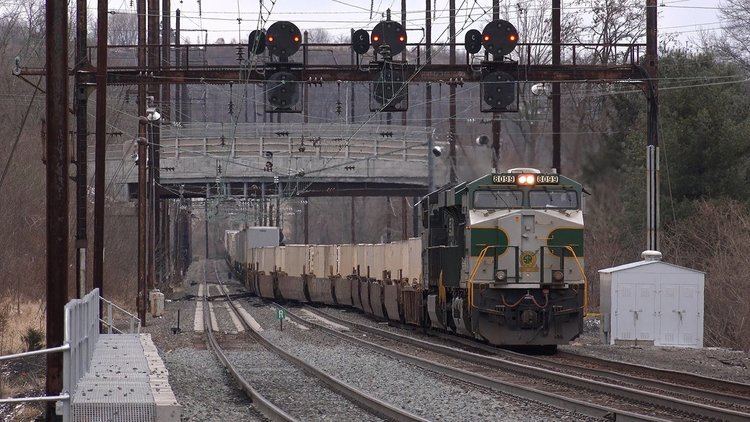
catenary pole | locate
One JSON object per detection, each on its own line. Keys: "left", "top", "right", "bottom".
{"left": 425, "top": 0, "right": 433, "bottom": 191}
{"left": 645, "top": 0, "right": 660, "bottom": 251}
{"left": 74, "top": 0, "right": 88, "bottom": 299}
{"left": 448, "top": 0, "right": 457, "bottom": 183}
{"left": 137, "top": 0, "right": 148, "bottom": 324}
{"left": 93, "top": 0, "right": 108, "bottom": 305}
{"left": 45, "top": 0, "right": 69, "bottom": 418}
{"left": 491, "top": 0, "right": 501, "bottom": 172}
{"left": 552, "top": 0, "right": 562, "bottom": 172}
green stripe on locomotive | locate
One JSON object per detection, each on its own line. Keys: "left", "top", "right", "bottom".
{"left": 469, "top": 228, "right": 509, "bottom": 256}
{"left": 548, "top": 228, "right": 584, "bottom": 257}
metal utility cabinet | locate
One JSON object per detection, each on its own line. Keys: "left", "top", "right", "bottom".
{"left": 599, "top": 251, "right": 704, "bottom": 348}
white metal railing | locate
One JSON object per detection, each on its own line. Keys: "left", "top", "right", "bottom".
{"left": 0, "top": 288, "right": 141, "bottom": 421}
{"left": 61, "top": 288, "right": 101, "bottom": 421}
{"left": 100, "top": 296, "right": 142, "bottom": 334}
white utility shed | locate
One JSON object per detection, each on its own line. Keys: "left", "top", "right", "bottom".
{"left": 599, "top": 251, "right": 704, "bottom": 348}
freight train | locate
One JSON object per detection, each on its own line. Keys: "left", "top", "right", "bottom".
{"left": 224, "top": 169, "right": 586, "bottom": 352}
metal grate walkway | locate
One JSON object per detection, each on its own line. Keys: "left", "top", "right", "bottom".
{"left": 71, "top": 334, "right": 180, "bottom": 422}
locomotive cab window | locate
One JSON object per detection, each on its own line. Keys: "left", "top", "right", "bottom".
{"left": 473, "top": 190, "right": 523, "bottom": 209}
{"left": 529, "top": 189, "right": 579, "bottom": 209}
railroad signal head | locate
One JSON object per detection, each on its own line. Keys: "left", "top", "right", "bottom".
{"left": 482, "top": 19, "right": 519, "bottom": 57}
{"left": 464, "top": 29, "right": 482, "bottom": 54}
{"left": 373, "top": 68, "right": 406, "bottom": 106}
{"left": 266, "top": 21, "right": 302, "bottom": 60}
{"left": 481, "top": 71, "right": 517, "bottom": 112}
{"left": 266, "top": 71, "right": 300, "bottom": 111}
{"left": 248, "top": 29, "right": 266, "bottom": 55}
{"left": 352, "top": 29, "right": 371, "bottom": 55}
{"left": 371, "top": 20, "right": 407, "bottom": 56}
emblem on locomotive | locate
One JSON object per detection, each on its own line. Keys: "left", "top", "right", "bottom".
{"left": 519, "top": 250, "right": 538, "bottom": 272}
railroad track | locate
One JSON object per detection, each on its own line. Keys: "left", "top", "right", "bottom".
{"left": 207, "top": 261, "right": 427, "bottom": 422}
{"left": 430, "top": 330, "right": 750, "bottom": 410}
{"left": 554, "top": 350, "right": 750, "bottom": 400}
{"left": 200, "top": 262, "right": 297, "bottom": 422}
{"left": 287, "top": 304, "right": 750, "bottom": 422}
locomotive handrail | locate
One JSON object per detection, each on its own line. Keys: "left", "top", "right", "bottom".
{"left": 467, "top": 244, "right": 514, "bottom": 311}
{"left": 564, "top": 245, "right": 590, "bottom": 316}
{"left": 539, "top": 246, "right": 567, "bottom": 284}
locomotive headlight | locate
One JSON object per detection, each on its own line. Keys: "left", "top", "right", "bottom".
{"left": 494, "top": 269, "right": 507, "bottom": 282}
{"left": 517, "top": 174, "right": 536, "bottom": 186}
{"left": 552, "top": 270, "right": 564, "bottom": 283}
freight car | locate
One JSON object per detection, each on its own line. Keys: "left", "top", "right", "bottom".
{"left": 225, "top": 169, "right": 586, "bottom": 351}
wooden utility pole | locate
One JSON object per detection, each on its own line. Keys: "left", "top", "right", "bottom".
{"left": 45, "top": 0, "right": 69, "bottom": 418}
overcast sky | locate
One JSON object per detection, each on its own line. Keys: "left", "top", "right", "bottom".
{"left": 103, "top": 0, "right": 722, "bottom": 46}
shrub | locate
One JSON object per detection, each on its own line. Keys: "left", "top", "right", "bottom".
{"left": 21, "top": 327, "right": 44, "bottom": 352}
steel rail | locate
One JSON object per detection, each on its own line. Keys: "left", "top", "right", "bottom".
{"left": 300, "top": 306, "right": 750, "bottom": 422}
{"left": 210, "top": 262, "right": 428, "bottom": 422}
{"left": 432, "top": 330, "right": 750, "bottom": 409}
{"left": 556, "top": 350, "right": 750, "bottom": 397}
{"left": 201, "top": 264, "right": 298, "bottom": 422}
{"left": 277, "top": 304, "right": 662, "bottom": 422}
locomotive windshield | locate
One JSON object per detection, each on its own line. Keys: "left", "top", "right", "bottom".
{"left": 473, "top": 190, "right": 523, "bottom": 209}
{"left": 529, "top": 189, "right": 578, "bottom": 209}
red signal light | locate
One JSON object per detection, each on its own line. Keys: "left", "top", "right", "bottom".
{"left": 373, "top": 35, "right": 380, "bottom": 42}
{"left": 398, "top": 35, "right": 405, "bottom": 42}
{"left": 293, "top": 35, "right": 300, "bottom": 42}
{"left": 483, "top": 34, "right": 490, "bottom": 41}
{"left": 267, "top": 35, "right": 274, "bottom": 42}
{"left": 509, "top": 34, "right": 517, "bottom": 42}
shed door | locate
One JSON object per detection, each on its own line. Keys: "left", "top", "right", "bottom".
{"left": 615, "top": 283, "right": 636, "bottom": 340}
{"left": 678, "top": 285, "right": 699, "bottom": 346}
{"left": 659, "top": 284, "right": 680, "bottom": 345}
{"left": 635, "top": 284, "right": 656, "bottom": 341}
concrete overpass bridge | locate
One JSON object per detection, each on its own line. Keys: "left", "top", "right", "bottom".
{"left": 106, "top": 123, "right": 435, "bottom": 200}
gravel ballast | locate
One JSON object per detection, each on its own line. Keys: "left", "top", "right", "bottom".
{"left": 225, "top": 345, "right": 383, "bottom": 422}
{"left": 308, "top": 302, "right": 750, "bottom": 386}
{"left": 153, "top": 260, "right": 385, "bottom": 421}
{"left": 563, "top": 318, "right": 750, "bottom": 384}
{"left": 161, "top": 347, "right": 264, "bottom": 421}
{"left": 238, "top": 296, "right": 588, "bottom": 421}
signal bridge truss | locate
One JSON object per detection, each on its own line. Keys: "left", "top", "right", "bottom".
{"left": 111, "top": 123, "right": 437, "bottom": 200}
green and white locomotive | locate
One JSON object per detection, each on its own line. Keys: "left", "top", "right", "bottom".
{"left": 227, "top": 168, "right": 586, "bottom": 352}
{"left": 420, "top": 168, "right": 585, "bottom": 351}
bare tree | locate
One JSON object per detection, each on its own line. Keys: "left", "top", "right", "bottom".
{"left": 717, "top": 0, "right": 750, "bottom": 71}
{"left": 497, "top": 1, "right": 581, "bottom": 167}
{"left": 573, "top": 0, "right": 646, "bottom": 65}
{"left": 107, "top": 12, "right": 139, "bottom": 46}
{"left": 306, "top": 28, "right": 333, "bottom": 43}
